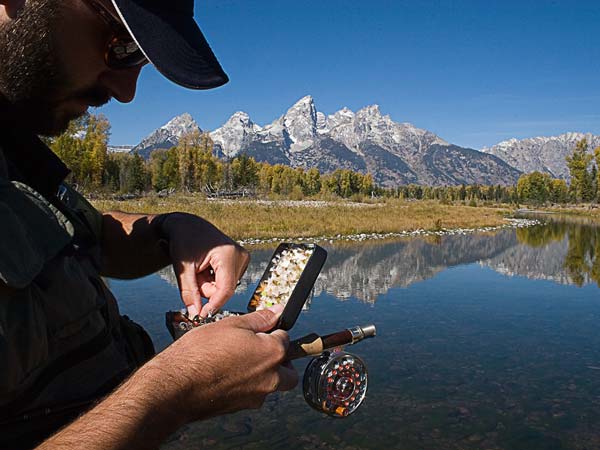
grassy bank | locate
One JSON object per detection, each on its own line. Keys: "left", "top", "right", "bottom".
{"left": 542, "top": 204, "right": 600, "bottom": 219}
{"left": 92, "top": 196, "right": 513, "bottom": 241}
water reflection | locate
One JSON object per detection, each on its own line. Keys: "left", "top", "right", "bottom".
{"left": 516, "top": 219, "right": 600, "bottom": 287}
{"left": 107, "top": 218, "right": 600, "bottom": 450}
{"left": 158, "top": 219, "right": 600, "bottom": 306}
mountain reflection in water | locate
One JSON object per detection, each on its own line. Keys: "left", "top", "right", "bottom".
{"left": 157, "top": 220, "right": 600, "bottom": 305}
{"left": 109, "top": 218, "right": 600, "bottom": 450}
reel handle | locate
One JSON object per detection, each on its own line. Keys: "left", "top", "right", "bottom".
{"left": 287, "top": 324, "right": 376, "bottom": 360}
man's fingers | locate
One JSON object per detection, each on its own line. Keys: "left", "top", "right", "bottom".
{"left": 174, "top": 261, "right": 202, "bottom": 317}
{"left": 234, "top": 307, "right": 283, "bottom": 333}
{"left": 199, "top": 280, "right": 217, "bottom": 299}
{"left": 269, "top": 328, "right": 290, "bottom": 351}
{"left": 198, "top": 245, "right": 248, "bottom": 318}
{"left": 187, "top": 303, "right": 200, "bottom": 318}
{"left": 199, "top": 286, "right": 233, "bottom": 318}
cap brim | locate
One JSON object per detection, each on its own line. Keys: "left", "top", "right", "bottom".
{"left": 111, "top": 0, "right": 229, "bottom": 90}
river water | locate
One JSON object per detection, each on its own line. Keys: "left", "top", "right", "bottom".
{"left": 109, "top": 217, "right": 600, "bottom": 450}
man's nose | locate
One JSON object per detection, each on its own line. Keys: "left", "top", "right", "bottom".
{"left": 98, "top": 65, "right": 144, "bottom": 103}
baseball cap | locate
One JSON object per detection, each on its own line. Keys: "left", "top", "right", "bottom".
{"left": 110, "top": 0, "right": 228, "bottom": 90}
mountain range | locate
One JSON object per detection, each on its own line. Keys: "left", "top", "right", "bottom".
{"left": 126, "top": 96, "right": 600, "bottom": 186}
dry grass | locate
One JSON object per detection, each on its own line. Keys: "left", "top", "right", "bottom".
{"left": 92, "top": 195, "right": 513, "bottom": 240}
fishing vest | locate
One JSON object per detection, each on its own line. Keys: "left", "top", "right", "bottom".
{"left": 0, "top": 149, "right": 154, "bottom": 449}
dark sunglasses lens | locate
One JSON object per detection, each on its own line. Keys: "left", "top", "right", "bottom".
{"left": 107, "top": 38, "right": 148, "bottom": 69}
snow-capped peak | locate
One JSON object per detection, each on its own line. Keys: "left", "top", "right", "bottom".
{"left": 210, "top": 111, "right": 261, "bottom": 157}
{"left": 131, "top": 113, "right": 202, "bottom": 158}
{"left": 161, "top": 113, "right": 202, "bottom": 136}
{"left": 283, "top": 96, "right": 317, "bottom": 128}
{"left": 281, "top": 96, "right": 318, "bottom": 151}
{"left": 357, "top": 104, "right": 382, "bottom": 117}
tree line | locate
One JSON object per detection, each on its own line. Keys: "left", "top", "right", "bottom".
{"left": 47, "top": 114, "right": 599, "bottom": 205}
{"left": 47, "top": 114, "right": 376, "bottom": 199}
{"left": 516, "top": 139, "right": 600, "bottom": 205}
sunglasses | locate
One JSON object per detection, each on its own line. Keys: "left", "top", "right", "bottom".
{"left": 81, "top": 0, "right": 148, "bottom": 69}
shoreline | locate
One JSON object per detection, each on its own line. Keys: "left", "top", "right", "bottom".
{"left": 237, "top": 218, "right": 541, "bottom": 246}
{"left": 93, "top": 197, "right": 546, "bottom": 243}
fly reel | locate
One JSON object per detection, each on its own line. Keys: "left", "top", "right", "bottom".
{"left": 303, "top": 350, "right": 368, "bottom": 417}
{"left": 288, "top": 324, "right": 375, "bottom": 418}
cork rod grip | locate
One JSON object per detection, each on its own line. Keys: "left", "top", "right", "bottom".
{"left": 286, "top": 333, "right": 324, "bottom": 360}
{"left": 287, "top": 330, "right": 353, "bottom": 360}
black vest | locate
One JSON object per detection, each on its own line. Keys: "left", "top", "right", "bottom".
{"left": 0, "top": 137, "right": 154, "bottom": 449}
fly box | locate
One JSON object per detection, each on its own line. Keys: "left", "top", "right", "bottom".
{"left": 166, "top": 243, "right": 327, "bottom": 339}
{"left": 247, "top": 243, "right": 327, "bottom": 330}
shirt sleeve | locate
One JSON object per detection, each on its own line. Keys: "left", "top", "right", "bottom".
{"left": 0, "top": 179, "right": 73, "bottom": 289}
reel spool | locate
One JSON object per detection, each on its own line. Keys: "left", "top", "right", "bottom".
{"left": 303, "top": 351, "right": 368, "bottom": 417}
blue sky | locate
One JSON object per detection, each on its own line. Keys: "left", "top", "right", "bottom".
{"left": 99, "top": 0, "right": 600, "bottom": 150}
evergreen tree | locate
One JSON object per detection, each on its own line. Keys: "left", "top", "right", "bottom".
{"left": 150, "top": 149, "right": 171, "bottom": 191}
{"left": 566, "top": 139, "right": 593, "bottom": 202}
{"left": 231, "top": 154, "right": 259, "bottom": 189}
{"left": 590, "top": 164, "right": 598, "bottom": 202}
{"left": 594, "top": 147, "right": 600, "bottom": 202}
{"left": 120, "top": 153, "right": 149, "bottom": 193}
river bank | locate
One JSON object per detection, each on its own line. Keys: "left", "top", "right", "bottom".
{"left": 236, "top": 218, "right": 540, "bottom": 246}
{"left": 92, "top": 196, "right": 539, "bottom": 243}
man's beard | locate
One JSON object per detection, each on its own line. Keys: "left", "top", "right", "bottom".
{"left": 0, "top": 0, "right": 111, "bottom": 136}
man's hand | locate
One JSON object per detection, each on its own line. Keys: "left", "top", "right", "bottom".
{"left": 161, "top": 212, "right": 250, "bottom": 318}
{"left": 150, "top": 305, "right": 297, "bottom": 420}
{"left": 38, "top": 307, "right": 298, "bottom": 450}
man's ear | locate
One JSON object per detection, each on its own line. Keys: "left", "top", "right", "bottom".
{"left": 1, "top": 0, "right": 27, "bottom": 19}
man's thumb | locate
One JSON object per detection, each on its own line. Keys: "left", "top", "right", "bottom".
{"left": 236, "top": 304, "right": 284, "bottom": 333}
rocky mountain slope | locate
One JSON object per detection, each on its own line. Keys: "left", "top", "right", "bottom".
{"left": 131, "top": 113, "right": 201, "bottom": 159}
{"left": 481, "top": 132, "right": 600, "bottom": 180}
{"left": 130, "top": 96, "right": 525, "bottom": 186}
{"left": 207, "top": 96, "right": 521, "bottom": 186}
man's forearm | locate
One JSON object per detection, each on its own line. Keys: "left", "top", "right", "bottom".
{"left": 37, "top": 360, "right": 186, "bottom": 450}
{"left": 100, "top": 211, "right": 171, "bottom": 278}
{"left": 37, "top": 309, "right": 297, "bottom": 450}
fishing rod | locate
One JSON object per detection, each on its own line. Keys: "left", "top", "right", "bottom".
{"left": 287, "top": 324, "right": 377, "bottom": 360}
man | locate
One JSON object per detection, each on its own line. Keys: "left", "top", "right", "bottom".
{"left": 0, "top": 0, "right": 298, "bottom": 448}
